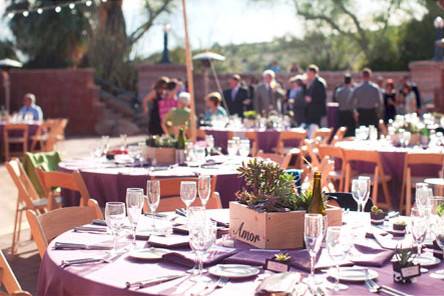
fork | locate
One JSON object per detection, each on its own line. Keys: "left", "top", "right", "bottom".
{"left": 365, "top": 271, "right": 409, "bottom": 296}
{"left": 200, "top": 277, "right": 229, "bottom": 295}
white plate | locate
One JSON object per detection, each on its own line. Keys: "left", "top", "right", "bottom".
{"left": 413, "top": 254, "right": 441, "bottom": 267}
{"left": 128, "top": 248, "right": 169, "bottom": 260}
{"left": 327, "top": 267, "right": 378, "bottom": 282}
{"left": 208, "top": 264, "right": 260, "bottom": 279}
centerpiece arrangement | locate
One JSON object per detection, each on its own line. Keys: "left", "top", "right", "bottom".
{"left": 229, "top": 158, "right": 342, "bottom": 249}
{"left": 145, "top": 128, "right": 186, "bottom": 165}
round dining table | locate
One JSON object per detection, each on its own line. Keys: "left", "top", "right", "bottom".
{"left": 59, "top": 155, "right": 243, "bottom": 208}
{"left": 336, "top": 140, "right": 444, "bottom": 209}
{"left": 36, "top": 210, "right": 444, "bottom": 296}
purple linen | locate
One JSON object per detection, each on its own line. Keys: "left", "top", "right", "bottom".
{"left": 255, "top": 130, "right": 280, "bottom": 153}
{"left": 351, "top": 243, "right": 395, "bottom": 267}
{"left": 327, "top": 103, "right": 339, "bottom": 128}
{"left": 162, "top": 247, "right": 238, "bottom": 268}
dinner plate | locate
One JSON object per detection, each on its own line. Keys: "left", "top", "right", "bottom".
{"left": 327, "top": 267, "right": 378, "bottom": 282}
{"left": 128, "top": 248, "right": 169, "bottom": 260}
{"left": 208, "top": 264, "right": 260, "bottom": 279}
{"left": 413, "top": 254, "right": 441, "bottom": 267}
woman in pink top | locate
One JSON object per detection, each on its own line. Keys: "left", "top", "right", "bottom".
{"left": 158, "top": 80, "right": 178, "bottom": 120}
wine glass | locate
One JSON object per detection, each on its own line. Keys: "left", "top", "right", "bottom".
{"left": 358, "top": 176, "right": 371, "bottom": 211}
{"left": 205, "top": 135, "right": 214, "bottom": 154}
{"left": 198, "top": 175, "right": 211, "bottom": 208}
{"left": 105, "top": 202, "right": 126, "bottom": 253}
{"left": 146, "top": 180, "right": 160, "bottom": 230}
{"left": 304, "top": 214, "right": 324, "bottom": 287}
{"left": 239, "top": 139, "right": 250, "bottom": 157}
{"left": 120, "top": 134, "right": 127, "bottom": 150}
{"left": 188, "top": 219, "right": 217, "bottom": 282}
{"left": 351, "top": 179, "right": 367, "bottom": 212}
{"left": 431, "top": 215, "right": 444, "bottom": 279}
{"left": 227, "top": 139, "right": 238, "bottom": 157}
{"left": 410, "top": 207, "right": 427, "bottom": 260}
{"left": 415, "top": 183, "right": 433, "bottom": 215}
{"left": 326, "top": 226, "right": 352, "bottom": 291}
{"left": 126, "top": 188, "right": 144, "bottom": 248}
{"left": 180, "top": 181, "right": 197, "bottom": 213}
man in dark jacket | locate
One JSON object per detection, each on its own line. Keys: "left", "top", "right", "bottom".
{"left": 223, "top": 74, "right": 250, "bottom": 117}
{"left": 304, "top": 64, "right": 327, "bottom": 127}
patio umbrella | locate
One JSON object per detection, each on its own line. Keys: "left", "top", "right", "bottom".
{"left": 192, "top": 51, "right": 228, "bottom": 111}
{"left": 0, "top": 59, "right": 22, "bottom": 112}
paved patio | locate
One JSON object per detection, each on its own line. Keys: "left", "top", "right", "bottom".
{"left": 0, "top": 135, "right": 146, "bottom": 294}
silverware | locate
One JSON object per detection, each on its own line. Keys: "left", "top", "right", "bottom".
{"left": 200, "top": 277, "right": 229, "bottom": 295}
{"left": 365, "top": 270, "right": 410, "bottom": 296}
{"left": 60, "top": 252, "right": 121, "bottom": 268}
{"left": 54, "top": 242, "right": 111, "bottom": 250}
{"left": 125, "top": 274, "right": 186, "bottom": 289}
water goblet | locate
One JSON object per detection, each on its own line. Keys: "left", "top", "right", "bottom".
{"left": 126, "top": 188, "right": 144, "bottom": 248}
{"left": 239, "top": 139, "right": 250, "bottom": 157}
{"left": 105, "top": 202, "right": 126, "bottom": 253}
{"left": 410, "top": 207, "right": 427, "bottom": 259}
{"left": 180, "top": 181, "right": 197, "bottom": 213}
{"left": 304, "top": 214, "right": 324, "bottom": 288}
{"left": 358, "top": 176, "right": 371, "bottom": 211}
{"left": 326, "top": 226, "right": 352, "bottom": 291}
{"left": 227, "top": 139, "right": 238, "bottom": 157}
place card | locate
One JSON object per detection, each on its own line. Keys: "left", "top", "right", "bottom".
{"left": 400, "top": 265, "right": 421, "bottom": 278}
{"left": 264, "top": 259, "right": 290, "bottom": 273}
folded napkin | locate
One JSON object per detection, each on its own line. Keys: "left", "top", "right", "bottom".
{"left": 372, "top": 232, "right": 414, "bottom": 250}
{"left": 147, "top": 234, "right": 190, "bottom": 249}
{"left": 349, "top": 243, "right": 394, "bottom": 267}
{"left": 256, "top": 272, "right": 306, "bottom": 296}
{"left": 162, "top": 246, "right": 238, "bottom": 268}
{"left": 223, "top": 249, "right": 272, "bottom": 266}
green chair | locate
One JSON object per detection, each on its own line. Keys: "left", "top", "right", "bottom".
{"left": 22, "top": 152, "right": 61, "bottom": 197}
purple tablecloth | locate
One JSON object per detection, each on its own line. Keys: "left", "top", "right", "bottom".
{"left": 36, "top": 210, "right": 444, "bottom": 296}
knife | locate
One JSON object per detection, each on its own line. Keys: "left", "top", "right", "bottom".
{"left": 125, "top": 274, "right": 186, "bottom": 289}
{"left": 54, "top": 242, "right": 111, "bottom": 250}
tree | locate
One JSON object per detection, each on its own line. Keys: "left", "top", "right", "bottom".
{"left": 0, "top": 40, "right": 17, "bottom": 59}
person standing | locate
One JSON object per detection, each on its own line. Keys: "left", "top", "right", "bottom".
{"left": 383, "top": 79, "right": 397, "bottom": 123}
{"left": 143, "top": 77, "right": 168, "bottom": 135}
{"left": 254, "top": 70, "right": 284, "bottom": 116}
{"left": 351, "top": 68, "right": 382, "bottom": 127}
{"left": 304, "top": 65, "right": 327, "bottom": 129}
{"left": 222, "top": 74, "right": 250, "bottom": 117}
{"left": 399, "top": 75, "right": 421, "bottom": 110}
{"left": 399, "top": 83, "right": 417, "bottom": 115}
{"left": 162, "top": 92, "right": 191, "bottom": 136}
{"left": 334, "top": 74, "right": 355, "bottom": 136}
{"left": 287, "top": 75, "right": 306, "bottom": 126}
{"left": 158, "top": 80, "right": 178, "bottom": 122}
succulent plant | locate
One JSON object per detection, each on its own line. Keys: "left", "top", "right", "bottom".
{"left": 371, "top": 205, "right": 383, "bottom": 214}
{"left": 273, "top": 252, "right": 291, "bottom": 262}
{"left": 436, "top": 204, "right": 444, "bottom": 217}
{"left": 393, "top": 219, "right": 407, "bottom": 226}
{"left": 393, "top": 246, "right": 415, "bottom": 268}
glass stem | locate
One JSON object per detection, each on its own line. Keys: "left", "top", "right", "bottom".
{"left": 310, "top": 254, "right": 315, "bottom": 280}
{"left": 132, "top": 226, "right": 136, "bottom": 246}
{"left": 151, "top": 211, "right": 155, "bottom": 229}
{"left": 197, "top": 251, "right": 203, "bottom": 277}
{"left": 335, "top": 264, "right": 340, "bottom": 290}
{"left": 113, "top": 232, "right": 118, "bottom": 251}
{"left": 417, "top": 243, "right": 421, "bottom": 257}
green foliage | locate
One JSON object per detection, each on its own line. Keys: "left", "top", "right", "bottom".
{"left": 236, "top": 158, "right": 310, "bottom": 212}
{"left": 371, "top": 205, "right": 383, "bottom": 214}
{"left": 394, "top": 246, "right": 415, "bottom": 267}
{"left": 243, "top": 111, "right": 257, "bottom": 120}
{"left": 0, "top": 40, "right": 17, "bottom": 59}
{"left": 436, "top": 204, "right": 444, "bottom": 217}
{"left": 145, "top": 135, "right": 178, "bottom": 148}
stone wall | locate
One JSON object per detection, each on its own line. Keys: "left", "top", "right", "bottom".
{"left": 0, "top": 68, "right": 102, "bottom": 135}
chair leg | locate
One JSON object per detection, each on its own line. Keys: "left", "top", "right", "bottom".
{"left": 373, "top": 167, "right": 379, "bottom": 207}
{"left": 11, "top": 199, "right": 20, "bottom": 255}
{"left": 400, "top": 169, "right": 406, "bottom": 212}
{"left": 406, "top": 168, "right": 412, "bottom": 215}
{"left": 17, "top": 209, "right": 23, "bottom": 243}
{"left": 344, "top": 163, "right": 350, "bottom": 193}
{"left": 380, "top": 168, "right": 392, "bottom": 210}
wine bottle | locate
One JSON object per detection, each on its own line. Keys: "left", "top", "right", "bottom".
{"left": 176, "top": 128, "right": 186, "bottom": 165}
{"left": 308, "top": 171, "right": 326, "bottom": 215}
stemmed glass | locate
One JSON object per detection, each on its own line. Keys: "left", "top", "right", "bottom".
{"left": 188, "top": 218, "right": 217, "bottom": 282}
{"left": 239, "top": 139, "right": 250, "bottom": 158}
{"left": 326, "top": 226, "right": 352, "bottom": 291}
{"left": 351, "top": 178, "right": 368, "bottom": 212}
{"left": 126, "top": 188, "right": 144, "bottom": 248}
{"left": 180, "top": 181, "right": 197, "bottom": 213}
{"left": 410, "top": 207, "right": 427, "bottom": 260}
{"left": 198, "top": 175, "right": 211, "bottom": 208}
{"left": 304, "top": 214, "right": 324, "bottom": 287}
{"left": 358, "top": 176, "right": 371, "bottom": 211}
{"left": 227, "top": 139, "right": 238, "bottom": 157}
{"left": 105, "top": 202, "right": 126, "bottom": 253}
{"left": 146, "top": 180, "right": 160, "bottom": 231}
{"left": 431, "top": 214, "right": 444, "bottom": 279}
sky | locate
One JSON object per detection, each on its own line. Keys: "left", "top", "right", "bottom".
{"left": 0, "top": 0, "right": 428, "bottom": 60}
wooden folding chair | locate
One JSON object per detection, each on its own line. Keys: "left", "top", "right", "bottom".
{"left": 144, "top": 176, "right": 221, "bottom": 212}
{"left": 3, "top": 124, "right": 29, "bottom": 161}
{"left": 401, "top": 152, "right": 444, "bottom": 214}
{"left": 300, "top": 139, "right": 321, "bottom": 168}
{"left": 0, "top": 250, "right": 31, "bottom": 296}
{"left": 36, "top": 168, "right": 91, "bottom": 208}
{"left": 276, "top": 129, "right": 307, "bottom": 154}
{"left": 311, "top": 128, "right": 333, "bottom": 144}
{"left": 343, "top": 149, "right": 392, "bottom": 209}
{"left": 26, "top": 199, "right": 103, "bottom": 258}
{"left": 5, "top": 158, "right": 61, "bottom": 255}
{"left": 330, "top": 127, "right": 347, "bottom": 145}
{"left": 300, "top": 156, "right": 336, "bottom": 192}
{"left": 256, "top": 150, "right": 296, "bottom": 170}
{"left": 30, "top": 120, "right": 54, "bottom": 152}
{"left": 243, "top": 131, "right": 258, "bottom": 156}
{"left": 318, "top": 145, "right": 345, "bottom": 191}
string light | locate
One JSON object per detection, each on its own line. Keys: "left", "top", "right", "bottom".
{"left": 37, "top": 8, "right": 43, "bottom": 14}
{"left": 86, "top": 1, "right": 92, "bottom": 7}
{"left": 6, "top": 0, "right": 97, "bottom": 18}
{"left": 69, "top": 3, "right": 76, "bottom": 10}
{"left": 55, "top": 6, "right": 62, "bottom": 13}
{"left": 22, "top": 11, "right": 29, "bottom": 17}
{"left": 7, "top": 12, "right": 14, "bottom": 19}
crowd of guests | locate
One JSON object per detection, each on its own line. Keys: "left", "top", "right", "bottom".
{"left": 143, "top": 65, "right": 422, "bottom": 137}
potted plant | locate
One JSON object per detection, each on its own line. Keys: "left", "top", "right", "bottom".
{"left": 392, "top": 247, "right": 420, "bottom": 284}
{"left": 229, "top": 158, "right": 342, "bottom": 249}
{"left": 145, "top": 135, "right": 178, "bottom": 165}
{"left": 370, "top": 206, "right": 386, "bottom": 225}
{"left": 392, "top": 219, "right": 407, "bottom": 236}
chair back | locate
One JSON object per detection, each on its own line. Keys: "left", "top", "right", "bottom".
{"left": 145, "top": 176, "right": 221, "bottom": 212}
{"left": 276, "top": 129, "right": 307, "bottom": 153}
{"left": 256, "top": 152, "right": 292, "bottom": 169}
{"left": 330, "top": 127, "right": 347, "bottom": 144}
{"left": 26, "top": 199, "right": 102, "bottom": 258}
{"left": 36, "top": 168, "right": 91, "bottom": 206}
{"left": 405, "top": 152, "right": 444, "bottom": 166}
{"left": 318, "top": 145, "right": 344, "bottom": 161}
{"left": 0, "top": 250, "right": 31, "bottom": 296}
{"left": 3, "top": 124, "right": 29, "bottom": 160}
{"left": 5, "top": 159, "right": 41, "bottom": 210}
{"left": 311, "top": 128, "right": 333, "bottom": 144}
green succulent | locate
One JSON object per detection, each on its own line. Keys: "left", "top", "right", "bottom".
{"left": 394, "top": 246, "right": 415, "bottom": 267}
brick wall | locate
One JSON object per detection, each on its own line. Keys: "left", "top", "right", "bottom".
{"left": 0, "top": 68, "right": 102, "bottom": 136}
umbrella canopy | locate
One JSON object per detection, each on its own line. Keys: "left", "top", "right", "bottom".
{"left": 0, "top": 58, "right": 23, "bottom": 69}
{"left": 192, "top": 51, "right": 225, "bottom": 62}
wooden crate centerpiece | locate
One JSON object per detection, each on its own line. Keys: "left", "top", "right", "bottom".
{"left": 144, "top": 135, "right": 180, "bottom": 165}
{"left": 229, "top": 158, "right": 342, "bottom": 249}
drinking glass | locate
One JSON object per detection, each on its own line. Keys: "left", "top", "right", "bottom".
{"left": 415, "top": 183, "right": 433, "bottom": 215}
{"left": 351, "top": 179, "right": 367, "bottom": 212}
{"left": 146, "top": 180, "right": 160, "bottom": 230}
{"left": 126, "top": 188, "right": 144, "bottom": 248}
{"left": 198, "top": 175, "right": 211, "bottom": 208}
{"left": 180, "top": 181, "right": 197, "bottom": 213}
{"left": 105, "top": 202, "right": 126, "bottom": 253}
{"left": 410, "top": 207, "right": 427, "bottom": 258}
{"left": 358, "top": 176, "right": 371, "bottom": 211}
{"left": 326, "top": 226, "right": 352, "bottom": 291}
{"left": 227, "top": 139, "right": 238, "bottom": 157}
{"left": 402, "top": 131, "right": 411, "bottom": 147}
{"left": 188, "top": 219, "right": 217, "bottom": 282}
{"left": 431, "top": 215, "right": 444, "bottom": 279}
{"left": 239, "top": 139, "right": 250, "bottom": 157}
{"left": 304, "top": 214, "right": 324, "bottom": 287}
{"left": 127, "top": 145, "right": 139, "bottom": 163}
{"left": 120, "top": 134, "right": 127, "bottom": 150}
{"left": 205, "top": 135, "right": 214, "bottom": 153}
{"left": 194, "top": 146, "right": 206, "bottom": 164}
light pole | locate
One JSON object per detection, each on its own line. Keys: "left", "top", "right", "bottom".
{"left": 434, "top": 16, "right": 444, "bottom": 61}
{"left": 160, "top": 23, "right": 171, "bottom": 64}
